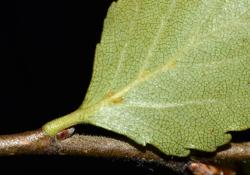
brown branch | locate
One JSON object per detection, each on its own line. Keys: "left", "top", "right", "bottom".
{"left": 0, "top": 128, "right": 249, "bottom": 174}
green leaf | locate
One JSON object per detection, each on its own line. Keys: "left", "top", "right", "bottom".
{"left": 43, "top": 0, "right": 250, "bottom": 156}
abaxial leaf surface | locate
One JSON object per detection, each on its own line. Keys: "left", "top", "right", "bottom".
{"left": 44, "top": 0, "right": 250, "bottom": 156}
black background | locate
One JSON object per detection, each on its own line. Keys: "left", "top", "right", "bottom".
{"left": 0, "top": 0, "right": 111, "bottom": 134}
{"left": 0, "top": 0, "right": 172, "bottom": 174}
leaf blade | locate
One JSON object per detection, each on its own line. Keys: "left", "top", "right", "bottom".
{"left": 44, "top": 0, "right": 250, "bottom": 156}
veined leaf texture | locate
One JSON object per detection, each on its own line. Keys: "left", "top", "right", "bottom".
{"left": 43, "top": 0, "right": 250, "bottom": 156}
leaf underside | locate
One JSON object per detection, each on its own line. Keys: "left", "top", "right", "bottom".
{"left": 80, "top": 0, "right": 250, "bottom": 156}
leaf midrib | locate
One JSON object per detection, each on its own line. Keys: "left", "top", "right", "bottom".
{"left": 84, "top": 1, "right": 248, "bottom": 119}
